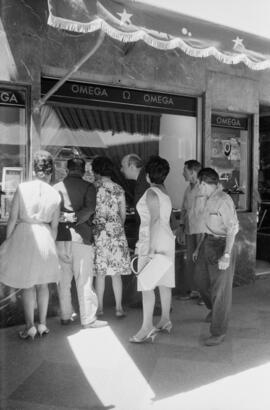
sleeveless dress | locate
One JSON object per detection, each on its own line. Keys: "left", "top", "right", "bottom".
{"left": 136, "top": 186, "right": 175, "bottom": 291}
{"left": 0, "top": 180, "right": 61, "bottom": 289}
{"left": 93, "top": 179, "right": 131, "bottom": 276}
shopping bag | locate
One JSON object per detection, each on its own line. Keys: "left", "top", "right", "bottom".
{"left": 130, "top": 254, "right": 172, "bottom": 291}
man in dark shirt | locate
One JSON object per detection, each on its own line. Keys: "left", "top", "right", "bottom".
{"left": 54, "top": 158, "right": 107, "bottom": 329}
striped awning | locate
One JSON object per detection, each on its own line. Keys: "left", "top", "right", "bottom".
{"left": 47, "top": 0, "right": 270, "bottom": 71}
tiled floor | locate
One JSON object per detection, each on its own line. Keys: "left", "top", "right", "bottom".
{"left": 1, "top": 277, "right": 270, "bottom": 409}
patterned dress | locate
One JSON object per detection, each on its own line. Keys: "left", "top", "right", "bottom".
{"left": 93, "top": 179, "right": 131, "bottom": 276}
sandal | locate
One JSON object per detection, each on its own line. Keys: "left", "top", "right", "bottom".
{"left": 18, "top": 326, "right": 37, "bottom": 340}
{"left": 96, "top": 309, "right": 104, "bottom": 317}
{"left": 115, "top": 310, "right": 126, "bottom": 318}
{"left": 37, "top": 324, "right": 50, "bottom": 336}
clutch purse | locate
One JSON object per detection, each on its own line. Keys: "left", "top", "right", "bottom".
{"left": 130, "top": 253, "right": 172, "bottom": 291}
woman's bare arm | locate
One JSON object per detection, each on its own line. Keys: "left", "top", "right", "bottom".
{"left": 119, "top": 192, "right": 126, "bottom": 225}
{"left": 146, "top": 189, "right": 160, "bottom": 254}
{"left": 50, "top": 205, "right": 60, "bottom": 241}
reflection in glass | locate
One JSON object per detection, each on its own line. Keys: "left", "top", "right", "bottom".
{"left": 41, "top": 104, "right": 197, "bottom": 210}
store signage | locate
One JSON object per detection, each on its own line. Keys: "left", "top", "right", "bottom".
{"left": 212, "top": 114, "right": 248, "bottom": 130}
{"left": 0, "top": 89, "right": 25, "bottom": 107}
{"left": 41, "top": 77, "right": 197, "bottom": 116}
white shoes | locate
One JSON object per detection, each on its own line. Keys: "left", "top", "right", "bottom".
{"left": 37, "top": 324, "right": 50, "bottom": 336}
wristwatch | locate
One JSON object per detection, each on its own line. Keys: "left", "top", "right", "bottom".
{"left": 224, "top": 252, "right": 230, "bottom": 258}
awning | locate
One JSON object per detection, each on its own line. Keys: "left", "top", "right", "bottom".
{"left": 47, "top": 0, "right": 270, "bottom": 71}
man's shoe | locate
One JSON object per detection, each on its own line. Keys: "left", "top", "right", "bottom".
{"left": 204, "top": 334, "right": 225, "bottom": 346}
{"left": 61, "top": 312, "right": 77, "bottom": 325}
{"left": 190, "top": 290, "right": 200, "bottom": 299}
{"left": 176, "top": 293, "right": 191, "bottom": 301}
{"left": 61, "top": 319, "right": 72, "bottom": 326}
{"left": 197, "top": 297, "right": 205, "bottom": 306}
{"left": 204, "top": 311, "right": 212, "bottom": 323}
{"left": 82, "top": 319, "right": 108, "bottom": 329}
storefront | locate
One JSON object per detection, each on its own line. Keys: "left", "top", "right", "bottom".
{"left": 0, "top": 86, "right": 30, "bottom": 224}
{"left": 40, "top": 77, "right": 199, "bottom": 211}
{"left": 1, "top": 0, "right": 270, "bottom": 324}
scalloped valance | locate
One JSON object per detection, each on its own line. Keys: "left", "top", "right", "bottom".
{"left": 47, "top": 0, "right": 270, "bottom": 71}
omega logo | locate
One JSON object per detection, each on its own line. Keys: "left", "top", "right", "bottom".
{"left": 71, "top": 84, "right": 108, "bottom": 97}
{"left": 0, "top": 91, "right": 18, "bottom": 104}
{"left": 216, "top": 116, "right": 241, "bottom": 127}
{"left": 122, "top": 90, "right": 131, "bottom": 100}
{"left": 143, "top": 94, "right": 174, "bottom": 105}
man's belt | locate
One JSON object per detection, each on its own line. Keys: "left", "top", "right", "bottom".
{"left": 205, "top": 233, "right": 226, "bottom": 239}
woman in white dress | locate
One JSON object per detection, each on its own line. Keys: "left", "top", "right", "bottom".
{"left": 0, "top": 151, "right": 61, "bottom": 339}
{"left": 130, "top": 156, "right": 175, "bottom": 343}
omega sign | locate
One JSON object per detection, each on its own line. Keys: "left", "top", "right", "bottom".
{"left": 0, "top": 89, "right": 25, "bottom": 107}
{"left": 143, "top": 94, "right": 174, "bottom": 105}
{"left": 212, "top": 114, "right": 247, "bottom": 130}
{"left": 71, "top": 84, "right": 108, "bottom": 97}
{"left": 41, "top": 78, "right": 197, "bottom": 115}
{"left": 70, "top": 84, "right": 174, "bottom": 106}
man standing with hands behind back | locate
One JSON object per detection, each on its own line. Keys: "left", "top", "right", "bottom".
{"left": 54, "top": 158, "right": 107, "bottom": 329}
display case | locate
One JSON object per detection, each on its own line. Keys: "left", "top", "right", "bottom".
{"left": 210, "top": 113, "right": 251, "bottom": 211}
{"left": 0, "top": 88, "right": 27, "bottom": 223}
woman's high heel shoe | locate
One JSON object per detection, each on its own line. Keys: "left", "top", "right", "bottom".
{"left": 18, "top": 326, "right": 37, "bottom": 340}
{"left": 129, "top": 328, "right": 158, "bottom": 344}
{"left": 37, "top": 324, "right": 49, "bottom": 337}
{"left": 156, "top": 321, "right": 173, "bottom": 334}
{"left": 96, "top": 309, "right": 104, "bottom": 317}
{"left": 115, "top": 309, "right": 126, "bottom": 318}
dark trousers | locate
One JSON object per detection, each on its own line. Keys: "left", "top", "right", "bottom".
{"left": 185, "top": 234, "right": 199, "bottom": 292}
{"left": 194, "top": 236, "right": 236, "bottom": 336}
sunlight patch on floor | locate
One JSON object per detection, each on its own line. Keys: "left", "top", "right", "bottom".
{"left": 149, "top": 361, "right": 270, "bottom": 410}
{"left": 68, "top": 327, "right": 155, "bottom": 410}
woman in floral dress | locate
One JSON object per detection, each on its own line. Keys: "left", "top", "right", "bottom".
{"left": 92, "top": 157, "right": 131, "bottom": 317}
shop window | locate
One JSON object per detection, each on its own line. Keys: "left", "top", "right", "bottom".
{"left": 0, "top": 101, "right": 27, "bottom": 222}
{"left": 259, "top": 111, "right": 270, "bottom": 201}
{"left": 41, "top": 104, "right": 197, "bottom": 209}
{"left": 210, "top": 113, "right": 251, "bottom": 211}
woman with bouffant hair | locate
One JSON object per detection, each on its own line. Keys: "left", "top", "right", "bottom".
{"left": 92, "top": 156, "right": 131, "bottom": 318}
{"left": 0, "top": 150, "right": 61, "bottom": 339}
{"left": 130, "top": 155, "right": 175, "bottom": 343}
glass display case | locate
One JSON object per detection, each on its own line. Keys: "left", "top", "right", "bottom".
{"left": 210, "top": 113, "right": 251, "bottom": 211}
{"left": 0, "top": 94, "right": 27, "bottom": 222}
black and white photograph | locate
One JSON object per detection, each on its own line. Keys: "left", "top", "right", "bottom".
{"left": 1, "top": 1, "right": 270, "bottom": 409}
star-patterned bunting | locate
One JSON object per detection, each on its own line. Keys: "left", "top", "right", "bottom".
{"left": 117, "top": 9, "right": 133, "bottom": 25}
{"left": 232, "top": 36, "right": 244, "bottom": 50}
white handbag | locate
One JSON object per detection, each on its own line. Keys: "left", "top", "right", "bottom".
{"left": 130, "top": 253, "right": 172, "bottom": 291}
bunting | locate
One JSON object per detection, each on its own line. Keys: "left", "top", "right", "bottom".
{"left": 47, "top": 0, "right": 270, "bottom": 71}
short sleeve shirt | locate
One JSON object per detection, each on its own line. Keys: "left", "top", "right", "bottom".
{"left": 202, "top": 188, "right": 239, "bottom": 237}
{"left": 181, "top": 182, "right": 207, "bottom": 235}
